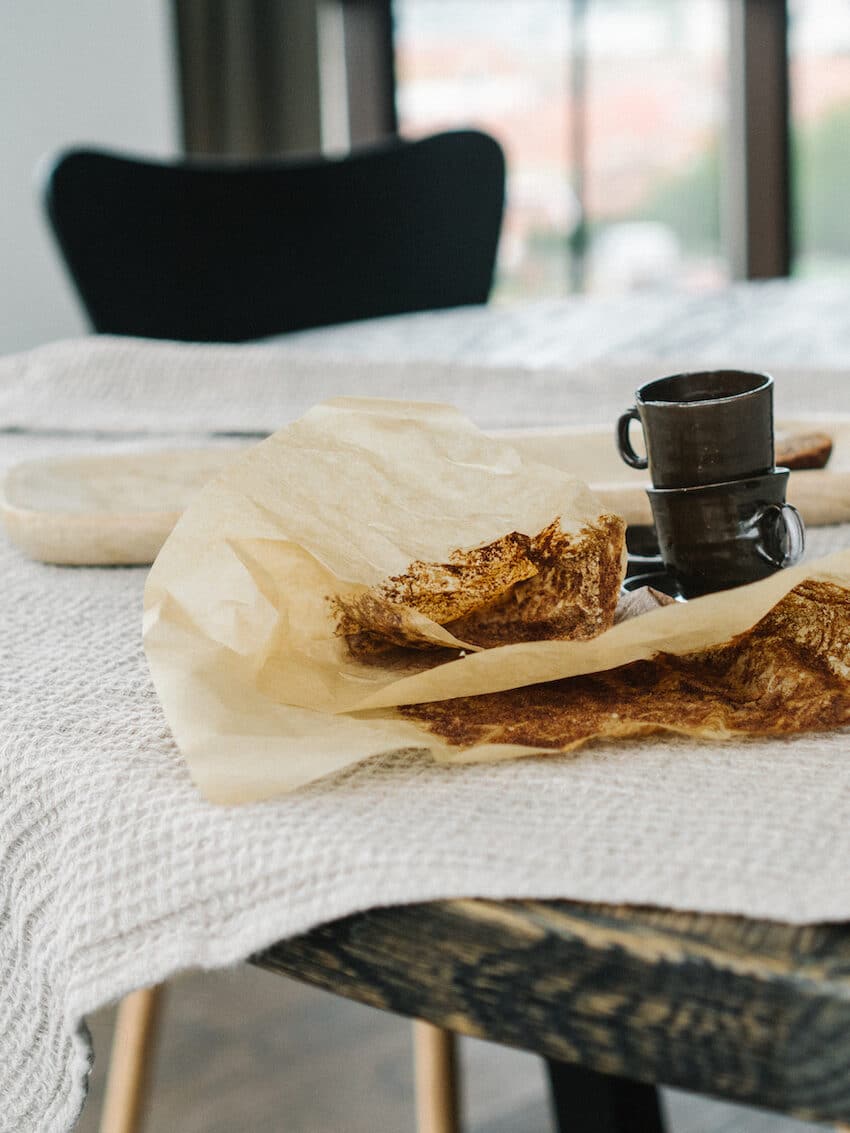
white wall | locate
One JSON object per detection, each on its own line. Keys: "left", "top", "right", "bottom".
{"left": 0, "top": 2, "right": 179, "bottom": 353}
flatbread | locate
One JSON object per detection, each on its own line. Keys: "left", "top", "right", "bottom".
{"left": 332, "top": 514, "right": 626, "bottom": 658}
{"left": 401, "top": 579, "right": 850, "bottom": 758}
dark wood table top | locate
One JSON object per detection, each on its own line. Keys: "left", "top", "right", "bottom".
{"left": 256, "top": 897, "right": 850, "bottom": 1126}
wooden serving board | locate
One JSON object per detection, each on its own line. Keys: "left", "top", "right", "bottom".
{"left": 1, "top": 448, "right": 244, "bottom": 566}
{"left": 3, "top": 418, "right": 850, "bottom": 566}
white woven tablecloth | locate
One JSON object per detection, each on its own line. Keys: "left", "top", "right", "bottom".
{"left": 3, "top": 279, "right": 850, "bottom": 1132}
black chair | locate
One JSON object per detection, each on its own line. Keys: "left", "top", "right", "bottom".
{"left": 43, "top": 130, "right": 505, "bottom": 342}
{"left": 42, "top": 130, "right": 504, "bottom": 1133}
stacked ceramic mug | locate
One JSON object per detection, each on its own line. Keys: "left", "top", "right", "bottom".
{"left": 616, "top": 370, "right": 805, "bottom": 599}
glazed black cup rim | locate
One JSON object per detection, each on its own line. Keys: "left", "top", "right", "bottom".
{"left": 636, "top": 369, "right": 773, "bottom": 408}
{"left": 646, "top": 466, "right": 789, "bottom": 497}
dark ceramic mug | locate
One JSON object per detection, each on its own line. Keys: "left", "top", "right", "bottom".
{"left": 647, "top": 468, "right": 805, "bottom": 598}
{"left": 617, "top": 369, "right": 774, "bottom": 489}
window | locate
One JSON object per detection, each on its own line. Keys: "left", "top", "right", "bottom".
{"left": 790, "top": 0, "right": 850, "bottom": 280}
{"left": 394, "top": 0, "right": 729, "bottom": 299}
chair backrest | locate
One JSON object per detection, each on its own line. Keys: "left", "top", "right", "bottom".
{"left": 43, "top": 130, "right": 505, "bottom": 342}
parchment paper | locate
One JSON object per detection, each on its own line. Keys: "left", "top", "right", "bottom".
{"left": 143, "top": 398, "right": 850, "bottom": 802}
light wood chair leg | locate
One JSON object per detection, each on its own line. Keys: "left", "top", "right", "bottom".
{"left": 414, "top": 1020, "right": 460, "bottom": 1133}
{"left": 99, "top": 983, "right": 165, "bottom": 1133}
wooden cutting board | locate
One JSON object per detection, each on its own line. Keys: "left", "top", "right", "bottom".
{"left": 3, "top": 419, "right": 849, "bottom": 565}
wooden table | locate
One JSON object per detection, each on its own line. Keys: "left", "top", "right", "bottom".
{"left": 256, "top": 898, "right": 850, "bottom": 1130}
{"left": 234, "top": 286, "right": 850, "bottom": 1133}
{"left": 15, "top": 283, "right": 850, "bottom": 1133}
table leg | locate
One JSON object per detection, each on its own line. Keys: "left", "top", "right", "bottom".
{"left": 99, "top": 984, "right": 165, "bottom": 1133}
{"left": 546, "top": 1059, "right": 665, "bottom": 1133}
{"left": 414, "top": 1020, "right": 460, "bottom": 1133}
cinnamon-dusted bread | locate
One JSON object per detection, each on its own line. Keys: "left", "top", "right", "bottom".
{"left": 776, "top": 431, "right": 833, "bottom": 470}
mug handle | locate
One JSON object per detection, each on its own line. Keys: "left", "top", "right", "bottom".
{"left": 616, "top": 406, "right": 648, "bottom": 470}
{"left": 755, "top": 503, "right": 806, "bottom": 568}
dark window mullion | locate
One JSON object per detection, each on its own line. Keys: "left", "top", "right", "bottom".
{"left": 343, "top": 0, "right": 397, "bottom": 144}
{"left": 726, "top": 0, "right": 792, "bottom": 279}
{"left": 568, "top": 0, "right": 589, "bottom": 292}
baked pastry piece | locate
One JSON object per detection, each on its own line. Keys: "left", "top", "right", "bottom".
{"left": 333, "top": 513, "right": 627, "bottom": 658}
{"left": 401, "top": 579, "right": 850, "bottom": 752}
{"left": 775, "top": 431, "right": 832, "bottom": 470}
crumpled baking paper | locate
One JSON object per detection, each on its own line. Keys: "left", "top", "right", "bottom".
{"left": 143, "top": 398, "right": 850, "bottom": 802}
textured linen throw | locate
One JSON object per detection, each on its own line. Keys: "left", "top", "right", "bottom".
{"left": 3, "top": 283, "right": 850, "bottom": 1132}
